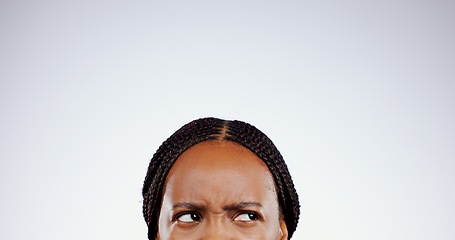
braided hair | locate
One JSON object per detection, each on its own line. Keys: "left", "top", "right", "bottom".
{"left": 142, "top": 117, "right": 300, "bottom": 239}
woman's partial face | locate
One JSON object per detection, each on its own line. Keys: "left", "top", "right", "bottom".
{"left": 157, "top": 141, "right": 288, "bottom": 240}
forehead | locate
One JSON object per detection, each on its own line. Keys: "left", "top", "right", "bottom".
{"left": 163, "top": 140, "right": 277, "bottom": 203}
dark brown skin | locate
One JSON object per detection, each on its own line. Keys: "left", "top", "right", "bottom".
{"left": 157, "top": 140, "right": 288, "bottom": 240}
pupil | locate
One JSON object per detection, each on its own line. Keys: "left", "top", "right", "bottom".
{"left": 248, "top": 213, "right": 256, "bottom": 220}
{"left": 191, "top": 213, "right": 199, "bottom": 220}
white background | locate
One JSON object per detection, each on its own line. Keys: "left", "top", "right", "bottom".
{"left": 1, "top": 0, "right": 454, "bottom": 239}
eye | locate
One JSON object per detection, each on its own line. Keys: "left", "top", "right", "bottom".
{"left": 176, "top": 212, "right": 201, "bottom": 223}
{"left": 233, "top": 212, "right": 261, "bottom": 222}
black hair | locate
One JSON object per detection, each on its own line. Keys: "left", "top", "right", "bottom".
{"left": 142, "top": 117, "right": 300, "bottom": 239}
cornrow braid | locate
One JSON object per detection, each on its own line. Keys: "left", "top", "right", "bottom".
{"left": 142, "top": 117, "right": 300, "bottom": 239}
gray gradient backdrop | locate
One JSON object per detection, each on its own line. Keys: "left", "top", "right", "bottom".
{"left": 1, "top": 0, "right": 454, "bottom": 239}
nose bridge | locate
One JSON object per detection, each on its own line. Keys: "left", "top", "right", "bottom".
{"left": 203, "top": 214, "right": 231, "bottom": 240}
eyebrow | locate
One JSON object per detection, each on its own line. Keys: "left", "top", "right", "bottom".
{"left": 223, "top": 201, "right": 263, "bottom": 211}
{"left": 172, "top": 202, "right": 205, "bottom": 210}
{"left": 171, "top": 201, "right": 263, "bottom": 211}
